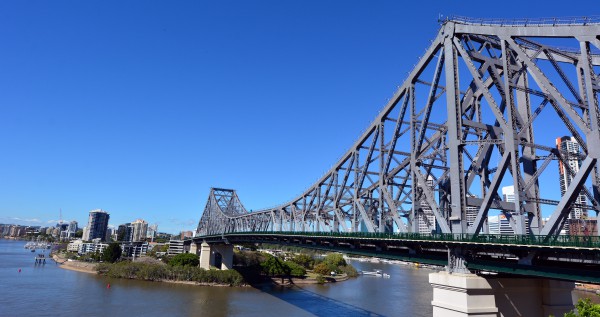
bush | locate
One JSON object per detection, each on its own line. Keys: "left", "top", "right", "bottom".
{"left": 96, "top": 261, "right": 245, "bottom": 286}
{"left": 169, "top": 253, "right": 199, "bottom": 267}
{"left": 315, "top": 274, "right": 326, "bottom": 284}
{"left": 565, "top": 296, "right": 600, "bottom": 317}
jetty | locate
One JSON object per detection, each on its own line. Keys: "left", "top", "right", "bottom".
{"left": 34, "top": 254, "right": 47, "bottom": 265}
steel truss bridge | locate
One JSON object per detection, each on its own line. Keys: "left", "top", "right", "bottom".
{"left": 196, "top": 17, "right": 600, "bottom": 282}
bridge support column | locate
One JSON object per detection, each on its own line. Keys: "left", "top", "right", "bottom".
{"left": 429, "top": 271, "right": 574, "bottom": 317}
{"left": 199, "top": 242, "right": 212, "bottom": 269}
{"left": 198, "top": 242, "right": 234, "bottom": 270}
{"left": 189, "top": 242, "right": 198, "bottom": 255}
{"left": 212, "top": 244, "right": 234, "bottom": 270}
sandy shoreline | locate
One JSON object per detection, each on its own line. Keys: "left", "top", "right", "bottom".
{"left": 52, "top": 254, "right": 98, "bottom": 274}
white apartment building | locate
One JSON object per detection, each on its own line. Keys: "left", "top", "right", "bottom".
{"left": 131, "top": 219, "right": 148, "bottom": 242}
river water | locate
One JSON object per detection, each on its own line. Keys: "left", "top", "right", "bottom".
{"left": 1, "top": 239, "right": 597, "bottom": 317}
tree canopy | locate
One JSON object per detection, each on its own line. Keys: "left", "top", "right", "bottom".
{"left": 323, "top": 253, "right": 346, "bottom": 267}
{"left": 260, "top": 254, "right": 289, "bottom": 277}
{"left": 283, "top": 261, "right": 306, "bottom": 277}
{"left": 565, "top": 296, "right": 600, "bottom": 317}
{"left": 102, "top": 243, "right": 122, "bottom": 263}
{"left": 290, "top": 253, "right": 314, "bottom": 269}
{"left": 169, "top": 253, "right": 199, "bottom": 267}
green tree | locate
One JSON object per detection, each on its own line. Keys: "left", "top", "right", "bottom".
{"left": 74, "top": 229, "right": 83, "bottom": 238}
{"left": 260, "top": 254, "right": 290, "bottom": 283}
{"left": 291, "top": 253, "right": 314, "bottom": 269}
{"left": 564, "top": 297, "right": 600, "bottom": 317}
{"left": 102, "top": 243, "right": 122, "bottom": 263}
{"left": 323, "top": 253, "right": 346, "bottom": 267}
{"left": 284, "top": 261, "right": 306, "bottom": 277}
{"left": 234, "top": 250, "right": 264, "bottom": 267}
{"left": 313, "top": 262, "right": 332, "bottom": 276}
{"left": 169, "top": 253, "right": 200, "bottom": 267}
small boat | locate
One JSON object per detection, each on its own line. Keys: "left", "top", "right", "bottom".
{"left": 359, "top": 270, "right": 391, "bottom": 278}
{"left": 361, "top": 269, "right": 384, "bottom": 276}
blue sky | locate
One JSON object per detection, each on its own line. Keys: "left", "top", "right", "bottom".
{"left": 0, "top": 1, "right": 597, "bottom": 233}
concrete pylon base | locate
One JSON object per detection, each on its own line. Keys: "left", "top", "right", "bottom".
{"left": 199, "top": 242, "right": 212, "bottom": 269}
{"left": 211, "top": 244, "right": 234, "bottom": 270}
{"left": 198, "top": 242, "right": 234, "bottom": 270}
{"left": 430, "top": 271, "right": 574, "bottom": 317}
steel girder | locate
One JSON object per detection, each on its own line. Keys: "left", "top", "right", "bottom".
{"left": 197, "top": 18, "right": 600, "bottom": 240}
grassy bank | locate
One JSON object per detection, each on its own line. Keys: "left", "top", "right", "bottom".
{"left": 96, "top": 261, "right": 245, "bottom": 286}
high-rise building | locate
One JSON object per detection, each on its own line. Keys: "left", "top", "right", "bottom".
{"left": 556, "top": 136, "right": 588, "bottom": 234}
{"left": 131, "top": 219, "right": 148, "bottom": 242}
{"left": 417, "top": 175, "right": 436, "bottom": 234}
{"left": 465, "top": 205, "right": 478, "bottom": 228}
{"left": 117, "top": 223, "right": 133, "bottom": 242}
{"left": 488, "top": 214, "right": 514, "bottom": 234}
{"left": 487, "top": 185, "right": 519, "bottom": 235}
{"left": 65, "top": 221, "right": 78, "bottom": 239}
{"left": 502, "top": 186, "right": 515, "bottom": 203}
{"left": 147, "top": 224, "right": 158, "bottom": 241}
{"left": 83, "top": 209, "right": 110, "bottom": 241}
{"left": 499, "top": 185, "right": 533, "bottom": 234}
{"left": 556, "top": 136, "right": 595, "bottom": 235}
{"left": 105, "top": 226, "right": 115, "bottom": 242}
{"left": 180, "top": 231, "right": 194, "bottom": 239}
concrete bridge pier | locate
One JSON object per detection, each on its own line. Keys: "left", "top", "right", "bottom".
{"left": 429, "top": 271, "right": 574, "bottom": 317}
{"left": 198, "top": 242, "right": 233, "bottom": 270}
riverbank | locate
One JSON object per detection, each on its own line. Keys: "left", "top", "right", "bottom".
{"left": 52, "top": 254, "right": 98, "bottom": 274}
{"left": 576, "top": 282, "right": 600, "bottom": 294}
{"left": 266, "top": 273, "right": 350, "bottom": 286}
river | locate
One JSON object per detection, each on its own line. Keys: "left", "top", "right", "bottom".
{"left": 1, "top": 239, "right": 597, "bottom": 317}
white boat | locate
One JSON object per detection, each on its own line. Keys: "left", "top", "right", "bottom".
{"left": 24, "top": 241, "right": 50, "bottom": 250}
{"left": 361, "top": 269, "right": 383, "bottom": 276}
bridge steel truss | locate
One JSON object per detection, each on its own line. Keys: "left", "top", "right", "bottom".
{"left": 197, "top": 18, "right": 600, "bottom": 243}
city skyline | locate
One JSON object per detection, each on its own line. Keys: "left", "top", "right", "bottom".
{"left": 0, "top": 1, "right": 598, "bottom": 233}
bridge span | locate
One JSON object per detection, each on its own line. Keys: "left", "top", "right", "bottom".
{"left": 194, "top": 17, "right": 600, "bottom": 317}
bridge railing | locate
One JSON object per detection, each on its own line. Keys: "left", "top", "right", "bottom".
{"left": 207, "top": 231, "right": 600, "bottom": 249}
{"left": 447, "top": 15, "right": 600, "bottom": 26}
